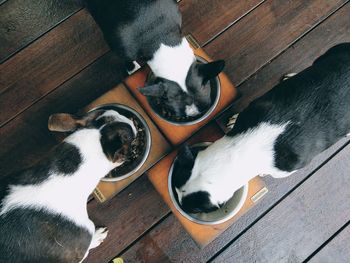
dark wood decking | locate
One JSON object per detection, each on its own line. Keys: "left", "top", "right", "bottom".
{"left": 1, "top": 0, "right": 349, "bottom": 262}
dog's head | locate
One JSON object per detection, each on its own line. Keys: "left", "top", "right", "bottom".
{"left": 48, "top": 109, "right": 137, "bottom": 164}
{"left": 172, "top": 145, "right": 221, "bottom": 214}
{"left": 173, "top": 139, "right": 244, "bottom": 214}
{"left": 139, "top": 60, "right": 225, "bottom": 118}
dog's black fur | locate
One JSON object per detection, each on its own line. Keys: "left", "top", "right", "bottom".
{"left": 84, "top": 0, "right": 225, "bottom": 118}
{"left": 0, "top": 143, "right": 89, "bottom": 263}
{"left": 0, "top": 110, "right": 136, "bottom": 262}
{"left": 174, "top": 43, "right": 350, "bottom": 214}
{"left": 228, "top": 43, "right": 350, "bottom": 171}
{"left": 0, "top": 208, "right": 91, "bottom": 263}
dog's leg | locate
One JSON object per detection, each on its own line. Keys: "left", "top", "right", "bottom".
{"left": 269, "top": 170, "right": 298, "bottom": 178}
{"left": 79, "top": 227, "right": 109, "bottom": 262}
{"left": 89, "top": 227, "right": 109, "bottom": 249}
{"left": 226, "top": 113, "right": 239, "bottom": 130}
{"left": 79, "top": 250, "right": 90, "bottom": 263}
{"left": 281, "top": 73, "right": 297, "bottom": 82}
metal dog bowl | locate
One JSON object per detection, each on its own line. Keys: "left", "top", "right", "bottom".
{"left": 89, "top": 104, "right": 151, "bottom": 182}
{"left": 168, "top": 142, "right": 248, "bottom": 225}
{"left": 146, "top": 56, "right": 221, "bottom": 126}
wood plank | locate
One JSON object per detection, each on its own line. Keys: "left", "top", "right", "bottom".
{"left": 85, "top": 175, "right": 169, "bottom": 263}
{"left": 309, "top": 224, "right": 350, "bottom": 263}
{"left": 222, "top": 2, "right": 350, "bottom": 117}
{"left": 204, "top": 0, "right": 348, "bottom": 86}
{"left": 179, "top": 0, "right": 264, "bottom": 45}
{"left": 0, "top": 52, "right": 125, "bottom": 176}
{"left": 212, "top": 144, "right": 350, "bottom": 263}
{"left": 0, "top": 0, "right": 82, "bottom": 62}
{"left": 0, "top": 9, "right": 109, "bottom": 127}
{"left": 119, "top": 5, "right": 350, "bottom": 261}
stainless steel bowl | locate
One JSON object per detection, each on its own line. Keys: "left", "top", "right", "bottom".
{"left": 168, "top": 142, "right": 248, "bottom": 225}
{"left": 147, "top": 56, "right": 221, "bottom": 126}
{"left": 89, "top": 103, "right": 151, "bottom": 182}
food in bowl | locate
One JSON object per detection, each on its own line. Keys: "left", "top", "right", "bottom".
{"left": 146, "top": 56, "right": 221, "bottom": 125}
{"left": 90, "top": 104, "right": 151, "bottom": 182}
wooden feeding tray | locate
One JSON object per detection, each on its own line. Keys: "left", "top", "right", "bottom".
{"left": 84, "top": 84, "right": 171, "bottom": 202}
{"left": 124, "top": 45, "right": 238, "bottom": 146}
{"left": 147, "top": 122, "right": 268, "bottom": 247}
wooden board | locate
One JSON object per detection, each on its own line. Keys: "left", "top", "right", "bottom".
{"left": 0, "top": 0, "right": 82, "bottom": 62}
{"left": 216, "top": 2, "right": 350, "bottom": 126}
{"left": 0, "top": 9, "right": 108, "bottom": 127}
{"left": 124, "top": 46, "right": 238, "bottom": 145}
{"left": 180, "top": 0, "right": 263, "bottom": 45}
{"left": 309, "top": 224, "right": 350, "bottom": 263}
{"left": 84, "top": 84, "right": 171, "bottom": 202}
{"left": 0, "top": 52, "right": 125, "bottom": 176}
{"left": 204, "top": 0, "right": 348, "bottom": 86}
{"left": 85, "top": 175, "right": 169, "bottom": 263}
{"left": 1, "top": 1, "right": 350, "bottom": 262}
{"left": 147, "top": 122, "right": 267, "bottom": 247}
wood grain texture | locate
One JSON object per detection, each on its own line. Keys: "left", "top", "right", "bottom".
{"left": 216, "top": 2, "right": 350, "bottom": 129}
{"left": 309, "top": 224, "right": 350, "bottom": 263}
{"left": 212, "top": 144, "right": 350, "bottom": 263}
{"left": 0, "top": 0, "right": 82, "bottom": 62}
{"left": 1, "top": 1, "right": 349, "bottom": 262}
{"left": 85, "top": 175, "right": 169, "bottom": 263}
{"left": 0, "top": 9, "right": 108, "bottom": 127}
{"left": 204, "top": 0, "right": 348, "bottom": 86}
{"left": 179, "top": 0, "right": 264, "bottom": 45}
{"left": 119, "top": 5, "right": 350, "bottom": 261}
{"left": 0, "top": 52, "right": 125, "bottom": 176}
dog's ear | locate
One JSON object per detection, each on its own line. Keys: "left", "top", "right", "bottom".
{"left": 48, "top": 111, "right": 101, "bottom": 132}
{"left": 138, "top": 84, "right": 165, "bottom": 97}
{"left": 197, "top": 60, "right": 225, "bottom": 84}
{"left": 48, "top": 113, "right": 82, "bottom": 132}
{"left": 177, "top": 144, "right": 195, "bottom": 166}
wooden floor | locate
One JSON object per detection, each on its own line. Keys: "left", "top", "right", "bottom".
{"left": 1, "top": 0, "right": 350, "bottom": 262}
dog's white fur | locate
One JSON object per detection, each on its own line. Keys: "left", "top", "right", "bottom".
{"left": 176, "top": 122, "right": 293, "bottom": 206}
{"left": 0, "top": 129, "right": 121, "bottom": 232}
{"left": 0, "top": 110, "right": 136, "bottom": 260}
{"left": 148, "top": 37, "right": 196, "bottom": 93}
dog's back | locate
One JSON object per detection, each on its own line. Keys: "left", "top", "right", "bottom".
{"left": 0, "top": 143, "right": 91, "bottom": 263}
{"left": 0, "top": 207, "right": 90, "bottom": 263}
{"left": 230, "top": 43, "right": 350, "bottom": 171}
{"left": 85, "top": 0, "right": 181, "bottom": 61}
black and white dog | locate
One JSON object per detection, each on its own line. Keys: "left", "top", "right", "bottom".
{"left": 174, "top": 43, "right": 350, "bottom": 214}
{"left": 0, "top": 110, "right": 137, "bottom": 262}
{"left": 85, "top": 0, "right": 225, "bottom": 118}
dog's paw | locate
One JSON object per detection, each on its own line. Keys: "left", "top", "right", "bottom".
{"left": 90, "top": 227, "right": 109, "bottom": 249}
{"left": 226, "top": 114, "right": 239, "bottom": 130}
{"left": 281, "top": 73, "right": 297, "bottom": 82}
{"left": 126, "top": 61, "right": 141, "bottom": 75}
